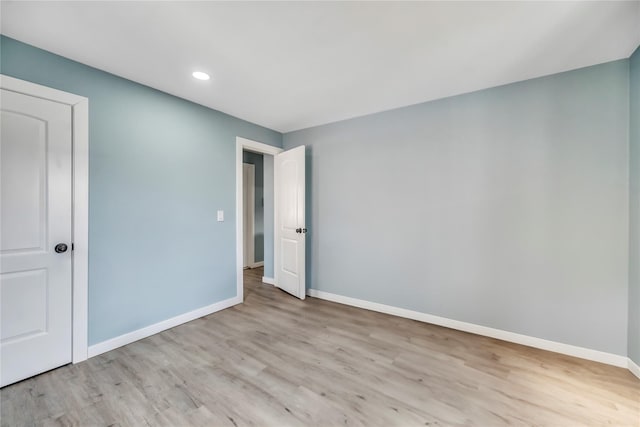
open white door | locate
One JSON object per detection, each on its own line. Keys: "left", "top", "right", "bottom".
{"left": 1, "top": 89, "right": 73, "bottom": 387}
{"left": 274, "top": 145, "right": 306, "bottom": 299}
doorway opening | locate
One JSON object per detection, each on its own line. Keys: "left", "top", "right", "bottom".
{"left": 242, "top": 151, "right": 270, "bottom": 299}
{"left": 236, "top": 138, "right": 282, "bottom": 302}
{"left": 242, "top": 154, "right": 261, "bottom": 270}
{"left": 236, "top": 137, "right": 307, "bottom": 302}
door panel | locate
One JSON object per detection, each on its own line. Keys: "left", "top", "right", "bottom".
{"left": 280, "top": 160, "right": 298, "bottom": 228}
{"left": 0, "top": 89, "right": 73, "bottom": 387}
{"left": 281, "top": 239, "right": 298, "bottom": 274}
{"left": 1, "top": 269, "right": 48, "bottom": 342}
{"left": 274, "top": 146, "right": 305, "bottom": 299}
{"left": 0, "top": 111, "right": 47, "bottom": 252}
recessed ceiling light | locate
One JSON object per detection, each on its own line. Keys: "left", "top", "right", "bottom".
{"left": 192, "top": 71, "right": 210, "bottom": 81}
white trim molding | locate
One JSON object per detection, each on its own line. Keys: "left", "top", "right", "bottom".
{"left": 71, "top": 97, "right": 89, "bottom": 364}
{"left": 251, "top": 261, "right": 265, "bottom": 268}
{"left": 262, "top": 276, "right": 275, "bottom": 285}
{"left": 88, "top": 296, "right": 240, "bottom": 358}
{"left": 629, "top": 358, "right": 640, "bottom": 379}
{"left": 1, "top": 74, "right": 89, "bottom": 364}
{"left": 236, "top": 137, "right": 282, "bottom": 302}
{"left": 307, "top": 289, "right": 630, "bottom": 369}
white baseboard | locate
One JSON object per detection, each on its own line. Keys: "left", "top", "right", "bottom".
{"left": 88, "top": 296, "right": 241, "bottom": 358}
{"left": 629, "top": 358, "right": 640, "bottom": 379}
{"left": 262, "top": 276, "right": 275, "bottom": 285}
{"left": 307, "top": 289, "right": 629, "bottom": 369}
{"left": 250, "top": 261, "right": 264, "bottom": 268}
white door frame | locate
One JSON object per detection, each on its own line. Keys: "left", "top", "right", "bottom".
{"left": 1, "top": 74, "right": 89, "bottom": 363}
{"left": 236, "top": 137, "right": 282, "bottom": 301}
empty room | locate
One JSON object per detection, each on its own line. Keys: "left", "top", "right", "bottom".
{"left": 1, "top": 1, "right": 639, "bottom": 426}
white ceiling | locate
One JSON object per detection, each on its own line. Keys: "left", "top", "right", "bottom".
{"left": 2, "top": 1, "right": 639, "bottom": 133}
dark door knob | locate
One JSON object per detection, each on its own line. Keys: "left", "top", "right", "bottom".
{"left": 55, "top": 243, "right": 68, "bottom": 253}
{"left": 295, "top": 228, "right": 302, "bottom": 234}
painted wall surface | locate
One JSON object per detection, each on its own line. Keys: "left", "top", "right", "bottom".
{"left": 243, "top": 151, "right": 264, "bottom": 262}
{"left": 0, "top": 36, "right": 283, "bottom": 345}
{"left": 629, "top": 46, "right": 640, "bottom": 365}
{"left": 263, "top": 155, "right": 275, "bottom": 279}
{"left": 284, "top": 60, "right": 630, "bottom": 356}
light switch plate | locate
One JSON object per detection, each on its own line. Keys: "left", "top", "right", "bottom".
{"left": 217, "top": 210, "right": 224, "bottom": 222}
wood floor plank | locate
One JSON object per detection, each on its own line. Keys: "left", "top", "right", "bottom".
{"left": 1, "top": 267, "right": 638, "bottom": 426}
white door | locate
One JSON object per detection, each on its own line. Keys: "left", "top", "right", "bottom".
{"left": 274, "top": 145, "right": 306, "bottom": 299}
{"left": 0, "top": 89, "right": 73, "bottom": 387}
{"left": 243, "top": 163, "right": 255, "bottom": 268}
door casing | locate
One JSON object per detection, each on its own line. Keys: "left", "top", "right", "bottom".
{"left": 0, "top": 74, "right": 89, "bottom": 363}
{"left": 235, "top": 137, "right": 282, "bottom": 301}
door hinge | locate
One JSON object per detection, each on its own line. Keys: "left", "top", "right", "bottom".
{"left": 71, "top": 243, "right": 74, "bottom": 251}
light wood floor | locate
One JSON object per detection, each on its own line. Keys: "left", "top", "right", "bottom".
{"left": 2, "top": 267, "right": 639, "bottom": 426}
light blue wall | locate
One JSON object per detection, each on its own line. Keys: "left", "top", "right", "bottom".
{"left": 243, "top": 151, "right": 264, "bottom": 262}
{"left": 284, "top": 60, "right": 630, "bottom": 356}
{"left": 629, "top": 46, "right": 640, "bottom": 365}
{"left": 0, "top": 36, "right": 283, "bottom": 345}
